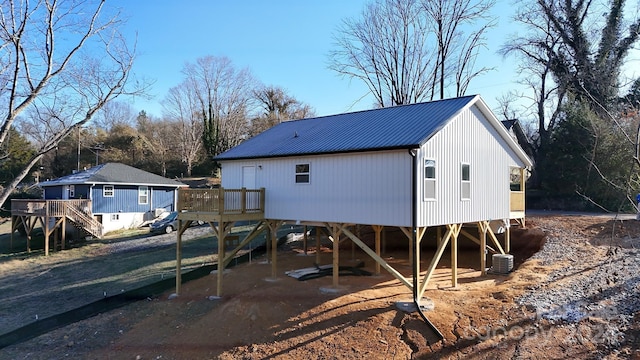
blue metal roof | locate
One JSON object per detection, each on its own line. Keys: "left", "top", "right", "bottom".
{"left": 215, "top": 95, "right": 479, "bottom": 161}
{"left": 39, "top": 163, "right": 187, "bottom": 187}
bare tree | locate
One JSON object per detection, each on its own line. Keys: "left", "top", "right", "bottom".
{"left": 0, "top": 0, "right": 144, "bottom": 207}
{"left": 329, "top": 0, "right": 434, "bottom": 107}
{"left": 181, "top": 56, "right": 255, "bottom": 160}
{"left": 501, "top": 0, "right": 640, "bottom": 208}
{"left": 92, "top": 100, "right": 137, "bottom": 132}
{"left": 499, "top": 9, "right": 566, "bottom": 188}
{"left": 163, "top": 82, "right": 204, "bottom": 177}
{"left": 250, "top": 85, "right": 315, "bottom": 136}
{"left": 141, "top": 118, "right": 177, "bottom": 178}
{"left": 328, "top": 0, "right": 494, "bottom": 107}
{"left": 422, "top": 0, "right": 495, "bottom": 98}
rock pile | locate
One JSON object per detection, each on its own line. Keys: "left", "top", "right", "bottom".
{"left": 516, "top": 217, "right": 640, "bottom": 353}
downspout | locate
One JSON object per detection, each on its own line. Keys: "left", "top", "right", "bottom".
{"left": 409, "top": 148, "right": 444, "bottom": 342}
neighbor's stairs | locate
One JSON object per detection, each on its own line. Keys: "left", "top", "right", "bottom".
{"left": 65, "top": 205, "right": 103, "bottom": 238}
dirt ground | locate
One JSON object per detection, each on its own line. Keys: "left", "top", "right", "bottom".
{"left": 1, "top": 215, "right": 640, "bottom": 359}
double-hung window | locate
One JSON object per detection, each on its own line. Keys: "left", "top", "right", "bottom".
{"left": 424, "top": 159, "right": 436, "bottom": 200}
{"left": 103, "top": 185, "right": 114, "bottom": 197}
{"left": 295, "top": 164, "right": 310, "bottom": 184}
{"left": 138, "top": 186, "right": 149, "bottom": 205}
{"left": 461, "top": 163, "right": 471, "bottom": 200}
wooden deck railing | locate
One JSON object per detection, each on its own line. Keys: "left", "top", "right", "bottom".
{"left": 11, "top": 199, "right": 103, "bottom": 237}
{"left": 510, "top": 191, "right": 525, "bottom": 212}
{"left": 177, "top": 188, "right": 265, "bottom": 215}
{"left": 11, "top": 199, "right": 92, "bottom": 216}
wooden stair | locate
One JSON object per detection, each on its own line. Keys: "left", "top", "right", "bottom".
{"left": 65, "top": 205, "right": 103, "bottom": 238}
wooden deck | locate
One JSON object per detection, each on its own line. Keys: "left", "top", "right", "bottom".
{"left": 11, "top": 199, "right": 103, "bottom": 255}
{"left": 175, "top": 188, "right": 268, "bottom": 296}
{"left": 176, "top": 188, "right": 265, "bottom": 223}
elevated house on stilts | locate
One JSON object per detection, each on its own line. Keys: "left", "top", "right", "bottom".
{"left": 174, "top": 95, "right": 532, "bottom": 307}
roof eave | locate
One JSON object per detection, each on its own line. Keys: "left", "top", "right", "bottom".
{"left": 214, "top": 145, "right": 420, "bottom": 162}
{"left": 39, "top": 181, "right": 187, "bottom": 188}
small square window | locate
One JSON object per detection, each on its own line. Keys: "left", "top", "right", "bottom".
{"left": 110, "top": 214, "right": 119, "bottom": 221}
{"left": 103, "top": 185, "right": 114, "bottom": 197}
{"left": 295, "top": 163, "right": 310, "bottom": 184}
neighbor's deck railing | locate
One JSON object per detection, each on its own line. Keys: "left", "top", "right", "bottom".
{"left": 11, "top": 199, "right": 92, "bottom": 216}
{"left": 510, "top": 191, "right": 525, "bottom": 212}
{"left": 177, "top": 188, "right": 265, "bottom": 215}
{"left": 11, "top": 199, "right": 103, "bottom": 238}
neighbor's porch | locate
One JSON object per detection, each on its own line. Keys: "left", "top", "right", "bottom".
{"left": 11, "top": 199, "right": 103, "bottom": 255}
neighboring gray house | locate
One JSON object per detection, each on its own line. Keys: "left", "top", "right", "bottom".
{"left": 38, "top": 163, "right": 187, "bottom": 233}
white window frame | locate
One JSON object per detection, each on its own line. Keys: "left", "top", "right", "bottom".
{"left": 138, "top": 186, "right": 149, "bottom": 205}
{"left": 461, "top": 163, "right": 471, "bottom": 200}
{"left": 103, "top": 185, "right": 114, "bottom": 198}
{"left": 69, "top": 185, "right": 75, "bottom": 198}
{"left": 424, "top": 159, "right": 436, "bottom": 200}
{"left": 295, "top": 163, "right": 310, "bottom": 184}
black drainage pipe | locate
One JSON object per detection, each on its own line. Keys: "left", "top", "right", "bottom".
{"left": 409, "top": 148, "right": 444, "bottom": 343}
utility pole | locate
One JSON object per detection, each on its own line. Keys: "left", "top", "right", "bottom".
{"left": 90, "top": 143, "right": 104, "bottom": 166}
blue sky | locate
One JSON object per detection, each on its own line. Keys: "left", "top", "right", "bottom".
{"left": 112, "top": 1, "right": 528, "bottom": 118}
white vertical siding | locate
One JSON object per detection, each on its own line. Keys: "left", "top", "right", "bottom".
{"left": 417, "top": 105, "right": 525, "bottom": 226}
{"left": 221, "top": 104, "right": 527, "bottom": 227}
{"left": 221, "top": 150, "right": 413, "bottom": 226}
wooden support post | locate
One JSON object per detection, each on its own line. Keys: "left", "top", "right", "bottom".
{"left": 176, "top": 220, "right": 183, "bottom": 295}
{"left": 217, "top": 221, "right": 226, "bottom": 297}
{"left": 332, "top": 224, "right": 340, "bottom": 288}
{"left": 266, "top": 227, "right": 271, "bottom": 264}
{"left": 418, "top": 223, "right": 461, "bottom": 298}
{"left": 26, "top": 217, "right": 31, "bottom": 253}
{"left": 479, "top": 222, "right": 487, "bottom": 276}
{"left": 267, "top": 221, "right": 283, "bottom": 279}
{"left": 271, "top": 224, "right": 278, "bottom": 279}
{"left": 451, "top": 225, "right": 458, "bottom": 288}
{"left": 44, "top": 214, "right": 50, "bottom": 257}
{"left": 315, "top": 226, "right": 321, "bottom": 264}
{"left": 241, "top": 187, "right": 247, "bottom": 213}
{"left": 505, "top": 222, "right": 511, "bottom": 254}
{"left": 303, "top": 225, "right": 308, "bottom": 255}
{"left": 520, "top": 168, "right": 526, "bottom": 228}
{"left": 373, "top": 225, "right": 383, "bottom": 275}
{"left": 10, "top": 216, "right": 14, "bottom": 250}
{"left": 61, "top": 216, "right": 66, "bottom": 250}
